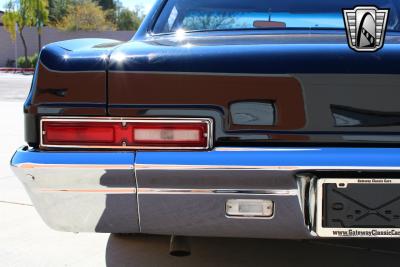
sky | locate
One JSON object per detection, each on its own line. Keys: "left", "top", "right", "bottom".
{"left": 121, "top": 0, "right": 156, "bottom": 14}
{"left": 0, "top": 0, "right": 157, "bottom": 13}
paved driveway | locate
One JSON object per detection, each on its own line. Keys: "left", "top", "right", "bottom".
{"left": 0, "top": 73, "right": 33, "bottom": 102}
{"left": 1, "top": 74, "right": 400, "bottom": 266}
{"left": 0, "top": 74, "right": 111, "bottom": 266}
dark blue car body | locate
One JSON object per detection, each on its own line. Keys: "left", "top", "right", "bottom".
{"left": 11, "top": 0, "right": 400, "bottom": 239}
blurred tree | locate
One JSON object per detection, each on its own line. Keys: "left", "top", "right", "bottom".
{"left": 48, "top": 0, "right": 70, "bottom": 24}
{"left": 3, "top": 0, "right": 35, "bottom": 66}
{"left": 57, "top": 0, "right": 115, "bottom": 31}
{"left": 33, "top": 0, "right": 49, "bottom": 53}
{"left": 116, "top": 8, "right": 134, "bottom": 30}
{"left": 96, "top": 0, "right": 115, "bottom": 10}
{"left": 104, "top": 8, "right": 116, "bottom": 24}
{"left": 131, "top": 5, "right": 144, "bottom": 30}
{"left": 116, "top": 6, "right": 144, "bottom": 31}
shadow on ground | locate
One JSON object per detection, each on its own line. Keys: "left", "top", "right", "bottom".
{"left": 106, "top": 234, "right": 400, "bottom": 267}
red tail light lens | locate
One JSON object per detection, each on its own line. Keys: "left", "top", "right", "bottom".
{"left": 44, "top": 123, "right": 115, "bottom": 144}
{"left": 41, "top": 118, "right": 212, "bottom": 150}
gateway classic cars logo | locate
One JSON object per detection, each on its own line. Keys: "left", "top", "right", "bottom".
{"left": 343, "top": 6, "right": 389, "bottom": 52}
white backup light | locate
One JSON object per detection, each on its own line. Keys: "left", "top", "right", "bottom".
{"left": 226, "top": 199, "right": 274, "bottom": 218}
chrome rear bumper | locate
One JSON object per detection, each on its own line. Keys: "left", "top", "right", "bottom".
{"left": 11, "top": 147, "right": 400, "bottom": 238}
{"left": 11, "top": 147, "right": 138, "bottom": 233}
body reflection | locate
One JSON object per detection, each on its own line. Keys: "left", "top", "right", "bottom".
{"left": 95, "top": 169, "right": 139, "bottom": 233}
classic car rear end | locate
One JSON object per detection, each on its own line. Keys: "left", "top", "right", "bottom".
{"left": 11, "top": 0, "right": 400, "bottom": 239}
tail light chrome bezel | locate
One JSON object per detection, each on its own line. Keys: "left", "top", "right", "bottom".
{"left": 40, "top": 117, "right": 214, "bottom": 150}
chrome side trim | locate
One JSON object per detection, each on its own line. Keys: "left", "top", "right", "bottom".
{"left": 40, "top": 117, "right": 214, "bottom": 150}
{"left": 16, "top": 163, "right": 133, "bottom": 170}
{"left": 39, "top": 188, "right": 137, "bottom": 194}
{"left": 137, "top": 188, "right": 298, "bottom": 196}
{"left": 136, "top": 164, "right": 400, "bottom": 171}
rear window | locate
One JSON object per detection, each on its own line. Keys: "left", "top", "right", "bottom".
{"left": 153, "top": 0, "right": 400, "bottom": 34}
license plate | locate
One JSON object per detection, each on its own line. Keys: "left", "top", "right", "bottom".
{"left": 316, "top": 178, "right": 400, "bottom": 238}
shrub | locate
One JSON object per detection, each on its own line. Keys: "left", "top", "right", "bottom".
{"left": 17, "top": 57, "right": 30, "bottom": 68}
{"left": 29, "top": 54, "right": 39, "bottom": 67}
{"left": 17, "top": 54, "right": 38, "bottom": 68}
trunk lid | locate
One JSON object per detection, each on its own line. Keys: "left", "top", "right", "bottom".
{"left": 107, "top": 31, "right": 400, "bottom": 145}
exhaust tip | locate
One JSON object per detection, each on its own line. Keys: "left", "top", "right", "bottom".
{"left": 169, "top": 235, "right": 191, "bottom": 257}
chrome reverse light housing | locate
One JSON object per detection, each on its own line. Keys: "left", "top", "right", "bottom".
{"left": 40, "top": 117, "right": 213, "bottom": 150}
